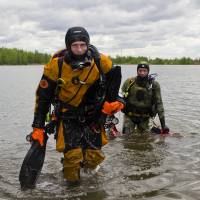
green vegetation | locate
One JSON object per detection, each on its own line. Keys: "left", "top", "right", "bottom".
{"left": 111, "top": 55, "right": 200, "bottom": 65}
{"left": 0, "top": 47, "right": 200, "bottom": 65}
{"left": 0, "top": 48, "right": 51, "bottom": 65}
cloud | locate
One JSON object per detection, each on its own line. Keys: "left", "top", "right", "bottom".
{"left": 0, "top": 0, "right": 200, "bottom": 58}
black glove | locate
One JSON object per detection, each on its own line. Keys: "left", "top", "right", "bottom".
{"left": 45, "top": 120, "right": 57, "bottom": 134}
{"left": 160, "top": 117, "right": 169, "bottom": 133}
{"left": 162, "top": 125, "right": 169, "bottom": 133}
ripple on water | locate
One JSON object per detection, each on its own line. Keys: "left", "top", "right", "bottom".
{"left": 1, "top": 66, "right": 200, "bottom": 199}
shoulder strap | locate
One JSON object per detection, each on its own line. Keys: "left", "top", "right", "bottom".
{"left": 53, "top": 57, "right": 64, "bottom": 100}
{"left": 89, "top": 44, "right": 106, "bottom": 86}
{"left": 57, "top": 57, "right": 63, "bottom": 79}
{"left": 89, "top": 44, "right": 106, "bottom": 100}
{"left": 124, "top": 78, "right": 135, "bottom": 98}
{"left": 95, "top": 57, "right": 106, "bottom": 85}
{"left": 93, "top": 56, "right": 107, "bottom": 106}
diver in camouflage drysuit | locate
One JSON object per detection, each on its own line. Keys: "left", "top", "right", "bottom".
{"left": 122, "top": 62, "right": 169, "bottom": 134}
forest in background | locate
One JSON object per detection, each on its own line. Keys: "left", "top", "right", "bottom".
{"left": 0, "top": 48, "right": 51, "bottom": 65}
{"left": 111, "top": 55, "right": 200, "bottom": 65}
{"left": 0, "top": 47, "right": 200, "bottom": 65}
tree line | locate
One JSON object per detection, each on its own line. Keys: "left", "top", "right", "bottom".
{"left": 0, "top": 48, "right": 51, "bottom": 65}
{"left": 0, "top": 47, "right": 200, "bottom": 65}
{"left": 111, "top": 55, "right": 200, "bottom": 65}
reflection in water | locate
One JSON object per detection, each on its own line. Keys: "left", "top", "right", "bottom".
{"left": 120, "top": 133, "right": 168, "bottom": 183}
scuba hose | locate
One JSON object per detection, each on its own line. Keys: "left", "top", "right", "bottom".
{"left": 89, "top": 44, "right": 106, "bottom": 107}
{"left": 147, "top": 73, "right": 157, "bottom": 90}
{"left": 123, "top": 73, "right": 157, "bottom": 98}
{"left": 84, "top": 44, "right": 107, "bottom": 126}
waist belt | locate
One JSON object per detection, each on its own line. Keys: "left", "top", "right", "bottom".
{"left": 126, "top": 106, "right": 151, "bottom": 115}
{"left": 60, "top": 111, "right": 86, "bottom": 123}
{"left": 130, "top": 116, "right": 149, "bottom": 124}
{"left": 60, "top": 101, "right": 95, "bottom": 113}
{"left": 60, "top": 101, "right": 78, "bottom": 111}
{"left": 59, "top": 101, "right": 96, "bottom": 123}
{"left": 127, "top": 112, "right": 150, "bottom": 119}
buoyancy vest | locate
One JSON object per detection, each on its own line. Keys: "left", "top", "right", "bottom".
{"left": 123, "top": 77, "right": 156, "bottom": 117}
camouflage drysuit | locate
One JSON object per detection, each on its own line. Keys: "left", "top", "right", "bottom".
{"left": 122, "top": 76, "right": 165, "bottom": 134}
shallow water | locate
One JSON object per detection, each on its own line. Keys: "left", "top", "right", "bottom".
{"left": 0, "top": 65, "right": 200, "bottom": 200}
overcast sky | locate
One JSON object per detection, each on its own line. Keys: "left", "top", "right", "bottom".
{"left": 1, "top": 0, "right": 200, "bottom": 58}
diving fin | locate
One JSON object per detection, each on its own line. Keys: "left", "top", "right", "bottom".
{"left": 19, "top": 134, "right": 48, "bottom": 190}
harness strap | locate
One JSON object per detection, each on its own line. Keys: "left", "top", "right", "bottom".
{"left": 123, "top": 77, "right": 157, "bottom": 118}
{"left": 56, "top": 50, "right": 106, "bottom": 113}
{"left": 58, "top": 57, "right": 63, "bottom": 79}
{"left": 127, "top": 106, "right": 151, "bottom": 115}
{"left": 123, "top": 78, "right": 135, "bottom": 98}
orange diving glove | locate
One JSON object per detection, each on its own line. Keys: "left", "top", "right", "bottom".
{"left": 102, "top": 101, "right": 124, "bottom": 115}
{"left": 31, "top": 128, "right": 45, "bottom": 146}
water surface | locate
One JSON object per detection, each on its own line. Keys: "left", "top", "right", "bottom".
{"left": 0, "top": 65, "right": 200, "bottom": 200}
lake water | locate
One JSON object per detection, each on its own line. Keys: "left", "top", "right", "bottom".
{"left": 0, "top": 65, "right": 200, "bottom": 200}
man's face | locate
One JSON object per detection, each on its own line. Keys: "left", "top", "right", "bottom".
{"left": 137, "top": 68, "right": 149, "bottom": 77}
{"left": 71, "top": 41, "right": 87, "bottom": 56}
